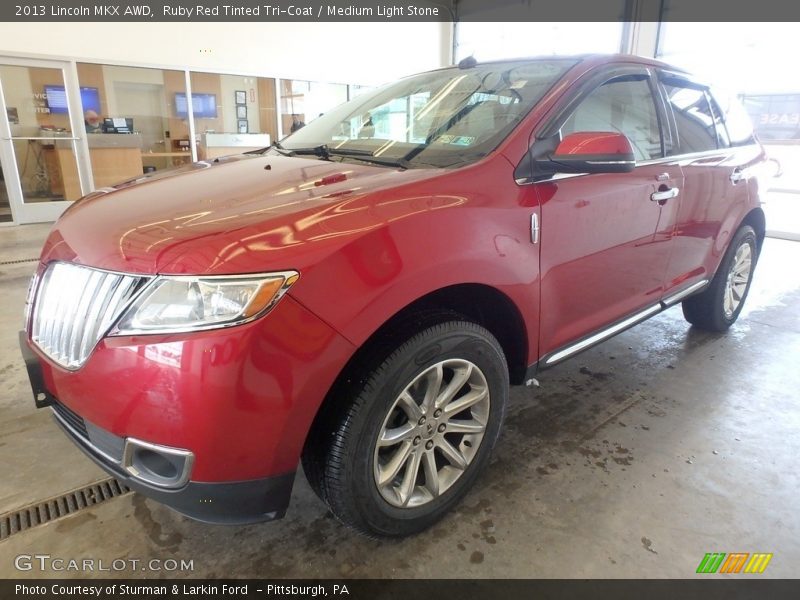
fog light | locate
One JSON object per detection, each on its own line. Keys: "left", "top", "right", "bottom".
{"left": 122, "top": 438, "right": 194, "bottom": 489}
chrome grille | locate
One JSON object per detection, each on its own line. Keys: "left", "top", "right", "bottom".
{"left": 30, "top": 262, "right": 147, "bottom": 369}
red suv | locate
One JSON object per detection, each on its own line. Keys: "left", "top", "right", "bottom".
{"left": 21, "top": 55, "right": 765, "bottom": 537}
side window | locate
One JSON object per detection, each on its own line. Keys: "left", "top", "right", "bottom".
{"left": 706, "top": 91, "right": 730, "bottom": 148}
{"left": 662, "top": 81, "right": 718, "bottom": 154}
{"left": 561, "top": 77, "right": 663, "bottom": 161}
{"left": 711, "top": 89, "right": 756, "bottom": 146}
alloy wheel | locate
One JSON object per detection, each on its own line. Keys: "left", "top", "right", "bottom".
{"left": 724, "top": 242, "right": 753, "bottom": 318}
{"left": 372, "top": 359, "right": 490, "bottom": 508}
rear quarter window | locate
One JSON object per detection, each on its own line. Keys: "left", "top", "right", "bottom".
{"left": 711, "top": 88, "right": 757, "bottom": 146}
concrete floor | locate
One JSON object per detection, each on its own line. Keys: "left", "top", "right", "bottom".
{"left": 0, "top": 223, "right": 798, "bottom": 578}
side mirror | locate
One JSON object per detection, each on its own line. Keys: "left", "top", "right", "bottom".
{"left": 545, "top": 132, "right": 636, "bottom": 174}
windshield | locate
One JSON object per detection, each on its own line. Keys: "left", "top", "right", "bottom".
{"left": 280, "top": 59, "right": 578, "bottom": 169}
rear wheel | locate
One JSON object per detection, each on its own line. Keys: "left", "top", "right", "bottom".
{"left": 302, "top": 319, "right": 508, "bottom": 537}
{"left": 682, "top": 225, "right": 758, "bottom": 331}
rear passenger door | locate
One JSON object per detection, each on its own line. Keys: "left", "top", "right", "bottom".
{"left": 657, "top": 73, "right": 754, "bottom": 299}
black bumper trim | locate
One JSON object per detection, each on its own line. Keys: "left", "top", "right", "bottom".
{"left": 19, "top": 330, "right": 54, "bottom": 408}
{"left": 52, "top": 409, "right": 295, "bottom": 525}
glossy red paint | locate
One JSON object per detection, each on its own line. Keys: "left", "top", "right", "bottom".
{"left": 314, "top": 172, "right": 348, "bottom": 186}
{"left": 530, "top": 160, "right": 685, "bottom": 354}
{"left": 661, "top": 144, "right": 766, "bottom": 293}
{"left": 554, "top": 131, "right": 634, "bottom": 156}
{"left": 34, "top": 294, "right": 354, "bottom": 480}
{"left": 25, "top": 54, "right": 766, "bottom": 521}
{"left": 41, "top": 150, "right": 542, "bottom": 359}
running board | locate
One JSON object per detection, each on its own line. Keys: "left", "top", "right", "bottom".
{"left": 538, "top": 279, "right": 709, "bottom": 368}
{"left": 661, "top": 279, "right": 709, "bottom": 306}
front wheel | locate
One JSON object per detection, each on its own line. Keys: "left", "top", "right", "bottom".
{"left": 303, "top": 320, "right": 508, "bottom": 537}
{"left": 682, "top": 225, "right": 758, "bottom": 332}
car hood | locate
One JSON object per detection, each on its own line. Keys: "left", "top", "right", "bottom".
{"left": 40, "top": 154, "right": 449, "bottom": 275}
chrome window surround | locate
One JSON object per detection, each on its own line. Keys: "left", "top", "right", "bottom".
{"left": 515, "top": 145, "right": 757, "bottom": 186}
{"left": 514, "top": 59, "right": 758, "bottom": 187}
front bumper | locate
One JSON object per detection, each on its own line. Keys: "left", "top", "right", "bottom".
{"left": 52, "top": 399, "right": 295, "bottom": 524}
{"left": 22, "top": 331, "right": 296, "bottom": 523}
{"left": 20, "top": 293, "right": 355, "bottom": 523}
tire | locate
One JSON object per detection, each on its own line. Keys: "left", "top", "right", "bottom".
{"left": 682, "top": 225, "right": 758, "bottom": 332}
{"left": 302, "top": 318, "right": 508, "bottom": 537}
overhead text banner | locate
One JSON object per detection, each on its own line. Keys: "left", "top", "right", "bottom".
{"left": 3, "top": 0, "right": 800, "bottom": 22}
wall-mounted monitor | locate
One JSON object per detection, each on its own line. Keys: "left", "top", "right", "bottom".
{"left": 175, "top": 92, "right": 217, "bottom": 119}
{"left": 44, "top": 85, "right": 101, "bottom": 115}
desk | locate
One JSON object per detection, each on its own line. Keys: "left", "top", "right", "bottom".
{"left": 49, "top": 134, "right": 144, "bottom": 200}
{"left": 143, "top": 152, "right": 191, "bottom": 157}
{"left": 141, "top": 151, "right": 192, "bottom": 170}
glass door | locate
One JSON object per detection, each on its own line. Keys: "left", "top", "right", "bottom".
{"left": 0, "top": 57, "right": 93, "bottom": 224}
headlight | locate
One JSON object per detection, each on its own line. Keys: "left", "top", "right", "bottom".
{"left": 111, "top": 271, "right": 299, "bottom": 335}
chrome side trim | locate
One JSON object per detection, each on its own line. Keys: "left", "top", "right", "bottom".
{"left": 636, "top": 144, "right": 757, "bottom": 167}
{"left": 516, "top": 140, "right": 758, "bottom": 186}
{"left": 52, "top": 407, "right": 121, "bottom": 466}
{"left": 544, "top": 304, "right": 662, "bottom": 366}
{"left": 661, "top": 279, "right": 709, "bottom": 307}
{"left": 122, "top": 437, "right": 195, "bottom": 490}
{"left": 515, "top": 172, "right": 587, "bottom": 186}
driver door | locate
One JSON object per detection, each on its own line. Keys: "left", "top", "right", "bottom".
{"left": 530, "top": 69, "right": 683, "bottom": 364}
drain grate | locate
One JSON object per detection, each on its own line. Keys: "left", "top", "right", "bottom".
{"left": 0, "top": 478, "right": 130, "bottom": 540}
{"left": 0, "top": 258, "right": 39, "bottom": 266}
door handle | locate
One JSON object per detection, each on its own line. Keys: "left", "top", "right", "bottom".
{"left": 650, "top": 187, "right": 679, "bottom": 203}
{"left": 730, "top": 168, "right": 745, "bottom": 184}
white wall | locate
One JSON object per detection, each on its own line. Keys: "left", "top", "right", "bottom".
{"left": 657, "top": 23, "right": 800, "bottom": 94}
{"left": 219, "top": 74, "right": 261, "bottom": 133}
{"left": 0, "top": 22, "right": 450, "bottom": 85}
{"left": 0, "top": 65, "right": 35, "bottom": 133}
{"left": 101, "top": 64, "right": 165, "bottom": 114}
{"left": 455, "top": 22, "right": 625, "bottom": 61}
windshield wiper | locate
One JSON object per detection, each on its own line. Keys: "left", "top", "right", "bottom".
{"left": 249, "top": 140, "right": 331, "bottom": 159}
{"left": 284, "top": 144, "right": 332, "bottom": 160}
{"left": 326, "top": 147, "right": 410, "bottom": 169}
{"left": 246, "top": 140, "right": 292, "bottom": 156}
{"left": 267, "top": 142, "right": 410, "bottom": 169}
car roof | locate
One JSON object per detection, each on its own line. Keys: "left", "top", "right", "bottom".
{"left": 432, "top": 53, "right": 690, "bottom": 75}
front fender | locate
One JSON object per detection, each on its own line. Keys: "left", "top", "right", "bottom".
{"left": 288, "top": 202, "right": 540, "bottom": 365}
